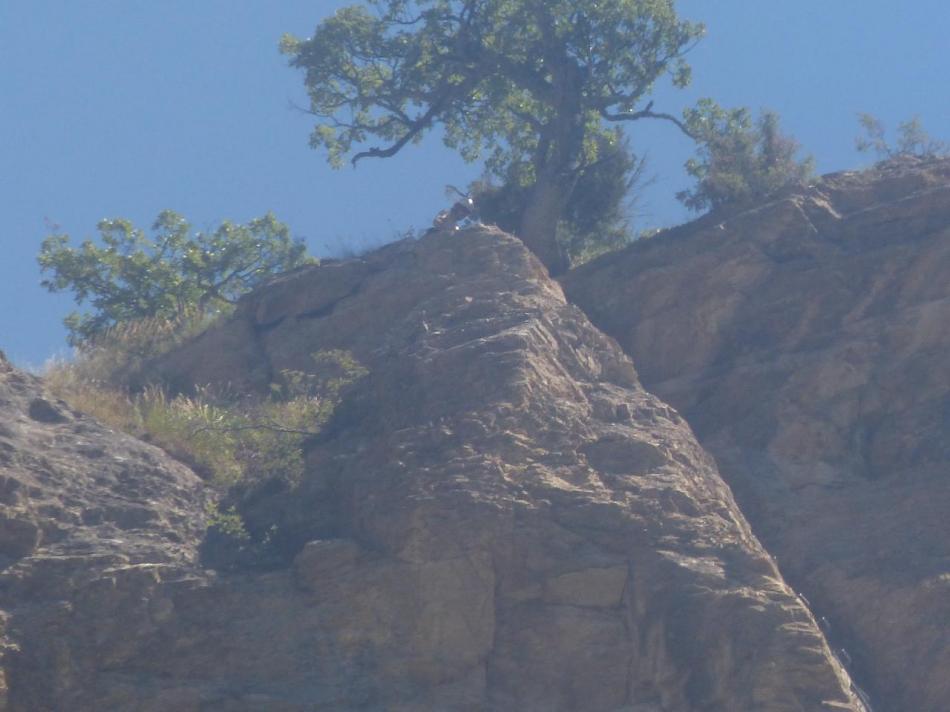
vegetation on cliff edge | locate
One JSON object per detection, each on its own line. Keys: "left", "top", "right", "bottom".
{"left": 282, "top": 0, "right": 704, "bottom": 273}
{"left": 38, "top": 210, "right": 311, "bottom": 345}
{"left": 44, "top": 317, "right": 367, "bottom": 567}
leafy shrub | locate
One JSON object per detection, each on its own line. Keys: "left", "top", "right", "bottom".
{"left": 678, "top": 101, "right": 814, "bottom": 212}
{"left": 38, "top": 211, "right": 312, "bottom": 344}
{"left": 44, "top": 308, "right": 367, "bottom": 573}
{"left": 48, "top": 344, "right": 367, "bottom": 490}
{"left": 856, "top": 114, "right": 949, "bottom": 160}
{"left": 204, "top": 502, "right": 251, "bottom": 542}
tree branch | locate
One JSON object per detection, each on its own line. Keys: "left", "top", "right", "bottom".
{"left": 350, "top": 102, "right": 442, "bottom": 165}
{"left": 509, "top": 106, "right": 545, "bottom": 132}
{"left": 601, "top": 101, "right": 695, "bottom": 139}
{"left": 350, "top": 74, "right": 480, "bottom": 165}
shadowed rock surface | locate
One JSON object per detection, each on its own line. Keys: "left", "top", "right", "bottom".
{"left": 0, "top": 226, "right": 864, "bottom": 710}
{"left": 563, "top": 156, "right": 950, "bottom": 712}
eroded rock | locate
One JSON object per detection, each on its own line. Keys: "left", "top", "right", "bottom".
{"left": 124, "top": 225, "right": 863, "bottom": 710}
{"left": 0, "top": 361, "right": 210, "bottom": 710}
{"left": 563, "top": 155, "right": 950, "bottom": 712}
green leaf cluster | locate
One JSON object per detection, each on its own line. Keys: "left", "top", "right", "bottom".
{"left": 38, "top": 211, "right": 311, "bottom": 344}
{"left": 283, "top": 0, "right": 701, "bottom": 175}
{"left": 678, "top": 101, "right": 814, "bottom": 213}
{"left": 205, "top": 503, "right": 251, "bottom": 543}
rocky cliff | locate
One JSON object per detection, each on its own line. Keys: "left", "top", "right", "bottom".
{"left": 563, "top": 156, "right": 950, "bottom": 712}
{"left": 0, "top": 224, "right": 866, "bottom": 710}
{"left": 0, "top": 351, "right": 209, "bottom": 709}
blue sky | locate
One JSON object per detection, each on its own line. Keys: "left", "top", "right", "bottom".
{"left": 2, "top": 1, "right": 948, "bottom": 366}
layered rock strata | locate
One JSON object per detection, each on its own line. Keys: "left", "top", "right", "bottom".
{"left": 0, "top": 350, "right": 209, "bottom": 709}
{"left": 122, "top": 227, "right": 862, "bottom": 710}
{"left": 563, "top": 156, "right": 950, "bottom": 712}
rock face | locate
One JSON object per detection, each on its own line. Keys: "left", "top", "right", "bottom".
{"left": 0, "top": 350, "right": 209, "bottom": 709}
{"left": 0, "top": 227, "right": 865, "bottom": 710}
{"left": 563, "top": 156, "right": 950, "bottom": 712}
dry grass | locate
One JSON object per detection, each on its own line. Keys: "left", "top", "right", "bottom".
{"left": 44, "top": 318, "right": 365, "bottom": 492}
{"left": 65, "top": 309, "right": 218, "bottom": 389}
{"left": 43, "top": 358, "right": 140, "bottom": 433}
{"left": 45, "top": 318, "right": 367, "bottom": 558}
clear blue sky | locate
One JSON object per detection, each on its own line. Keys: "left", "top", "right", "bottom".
{"left": 2, "top": 1, "right": 948, "bottom": 366}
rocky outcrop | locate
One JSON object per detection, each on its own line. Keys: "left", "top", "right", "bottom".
{"left": 0, "top": 350, "right": 209, "bottom": 709}
{"left": 1, "top": 227, "right": 864, "bottom": 709}
{"left": 563, "top": 156, "right": 950, "bottom": 712}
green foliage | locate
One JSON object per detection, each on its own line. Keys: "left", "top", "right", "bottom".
{"left": 856, "top": 113, "right": 949, "bottom": 160}
{"left": 283, "top": 0, "right": 704, "bottom": 270}
{"left": 205, "top": 503, "right": 251, "bottom": 542}
{"left": 137, "top": 386, "right": 246, "bottom": 486}
{"left": 678, "top": 102, "right": 814, "bottom": 213}
{"left": 47, "top": 335, "right": 367, "bottom": 571}
{"left": 46, "top": 323, "right": 368, "bottom": 493}
{"left": 282, "top": 0, "right": 701, "bottom": 173}
{"left": 473, "top": 132, "right": 648, "bottom": 263}
{"left": 41, "top": 311, "right": 216, "bottom": 434}
{"left": 38, "top": 210, "right": 311, "bottom": 344}
{"left": 272, "top": 350, "right": 369, "bottom": 405}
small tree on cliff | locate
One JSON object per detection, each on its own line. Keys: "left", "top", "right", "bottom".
{"left": 856, "top": 113, "right": 949, "bottom": 160}
{"left": 38, "top": 211, "right": 310, "bottom": 344}
{"left": 677, "top": 103, "right": 814, "bottom": 213}
{"left": 281, "top": 0, "right": 704, "bottom": 274}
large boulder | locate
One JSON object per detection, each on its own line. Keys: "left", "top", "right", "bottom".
{"left": 117, "top": 226, "right": 862, "bottom": 710}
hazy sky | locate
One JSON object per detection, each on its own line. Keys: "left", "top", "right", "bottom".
{"left": 2, "top": 1, "right": 948, "bottom": 366}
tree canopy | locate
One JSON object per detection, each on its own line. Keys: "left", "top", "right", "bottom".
{"left": 38, "top": 211, "right": 311, "bottom": 344}
{"left": 282, "top": 0, "right": 704, "bottom": 273}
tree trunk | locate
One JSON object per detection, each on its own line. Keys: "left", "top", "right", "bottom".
{"left": 518, "top": 172, "right": 571, "bottom": 276}
{"left": 517, "top": 51, "right": 585, "bottom": 276}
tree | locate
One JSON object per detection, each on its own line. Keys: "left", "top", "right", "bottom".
{"left": 38, "top": 210, "right": 311, "bottom": 344}
{"left": 282, "top": 0, "right": 704, "bottom": 274}
{"left": 856, "top": 113, "right": 948, "bottom": 160}
{"left": 677, "top": 102, "right": 814, "bottom": 213}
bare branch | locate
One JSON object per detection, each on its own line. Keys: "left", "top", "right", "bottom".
{"left": 350, "top": 102, "right": 443, "bottom": 165}
{"left": 601, "top": 101, "right": 695, "bottom": 139}
{"left": 351, "top": 74, "right": 480, "bottom": 165}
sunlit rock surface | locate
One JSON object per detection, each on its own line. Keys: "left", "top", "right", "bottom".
{"left": 0, "top": 223, "right": 864, "bottom": 710}
{"left": 563, "top": 156, "right": 950, "bottom": 712}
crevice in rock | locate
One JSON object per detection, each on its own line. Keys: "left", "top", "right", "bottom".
{"left": 254, "top": 261, "right": 389, "bottom": 333}
{"left": 793, "top": 582, "right": 879, "bottom": 712}
{"left": 295, "top": 280, "right": 367, "bottom": 322}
